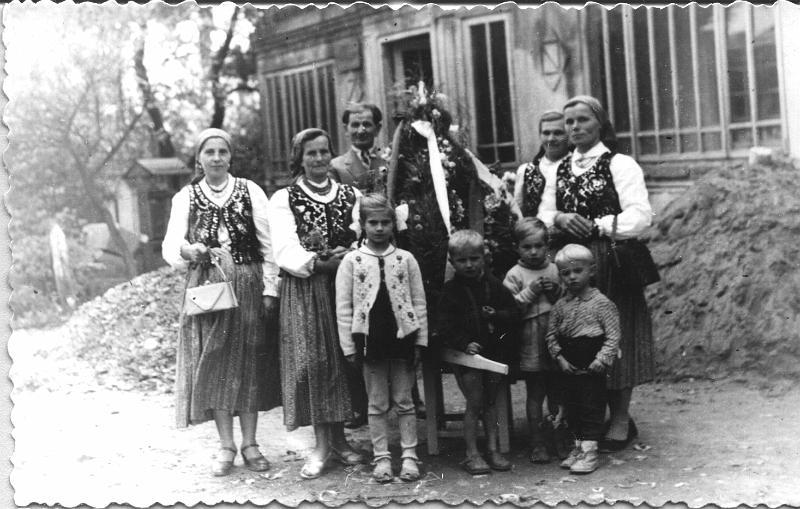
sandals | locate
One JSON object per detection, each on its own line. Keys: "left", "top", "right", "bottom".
{"left": 212, "top": 446, "right": 237, "bottom": 477}
{"left": 372, "top": 457, "right": 394, "bottom": 483}
{"left": 330, "top": 446, "right": 366, "bottom": 466}
{"left": 241, "top": 443, "right": 271, "bottom": 472}
{"left": 460, "top": 454, "right": 491, "bottom": 475}
{"left": 300, "top": 452, "right": 330, "bottom": 480}
{"left": 399, "top": 458, "right": 420, "bottom": 482}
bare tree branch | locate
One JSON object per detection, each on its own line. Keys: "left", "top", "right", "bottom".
{"left": 92, "top": 109, "right": 145, "bottom": 176}
{"left": 209, "top": 6, "right": 240, "bottom": 128}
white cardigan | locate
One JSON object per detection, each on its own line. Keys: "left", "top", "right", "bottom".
{"left": 335, "top": 244, "right": 428, "bottom": 356}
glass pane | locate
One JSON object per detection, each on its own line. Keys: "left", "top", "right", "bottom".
{"left": 639, "top": 135, "right": 657, "bottom": 154}
{"left": 497, "top": 145, "right": 516, "bottom": 163}
{"left": 680, "top": 133, "right": 699, "bottom": 152}
{"left": 653, "top": 8, "right": 674, "bottom": 130}
{"left": 617, "top": 136, "right": 632, "bottom": 155}
{"left": 490, "top": 21, "right": 514, "bottom": 145}
{"left": 470, "top": 25, "right": 493, "bottom": 145}
{"left": 695, "top": 7, "right": 720, "bottom": 127}
{"left": 757, "top": 125, "right": 782, "bottom": 146}
{"left": 675, "top": 7, "right": 696, "bottom": 128}
{"left": 478, "top": 146, "right": 494, "bottom": 162}
{"left": 608, "top": 9, "right": 630, "bottom": 132}
{"left": 586, "top": 5, "right": 608, "bottom": 103}
{"left": 702, "top": 131, "right": 722, "bottom": 151}
{"left": 730, "top": 127, "right": 753, "bottom": 149}
{"left": 726, "top": 5, "right": 751, "bottom": 123}
{"left": 632, "top": 8, "right": 654, "bottom": 131}
{"left": 753, "top": 8, "right": 780, "bottom": 120}
{"left": 659, "top": 134, "right": 678, "bottom": 153}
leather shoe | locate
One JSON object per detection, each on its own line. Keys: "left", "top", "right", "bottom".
{"left": 241, "top": 443, "right": 271, "bottom": 472}
{"left": 212, "top": 446, "right": 237, "bottom": 477}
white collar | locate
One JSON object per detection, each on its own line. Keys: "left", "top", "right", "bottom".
{"left": 358, "top": 243, "right": 396, "bottom": 257}
{"left": 298, "top": 178, "right": 338, "bottom": 199}
{"left": 572, "top": 142, "right": 609, "bottom": 161}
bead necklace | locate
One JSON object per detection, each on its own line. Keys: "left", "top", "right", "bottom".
{"left": 303, "top": 176, "right": 333, "bottom": 195}
{"left": 207, "top": 176, "right": 230, "bottom": 194}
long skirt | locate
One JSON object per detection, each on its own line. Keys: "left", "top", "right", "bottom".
{"left": 279, "top": 271, "right": 352, "bottom": 430}
{"left": 175, "top": 249, "right": 281, "bottom": 428}
{"left": 588, "top": 238, "right": 655, "bottom": 390}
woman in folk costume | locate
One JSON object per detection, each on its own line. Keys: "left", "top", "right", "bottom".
{"left": 267, "top": 128, "right": 365, "bottom": 479}
{"left": 162, "top": 128, "right": 281, "bottom": 476}
{"left": 538, "top": 95, "right": 656, "bottom": 452}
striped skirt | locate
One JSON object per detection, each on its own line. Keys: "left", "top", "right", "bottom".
{"left": 279, "top": 271, "right": 352, "bottom": 430}
{"left": 175, "top": 249, "right": 281, "bottom": 428}
{"left": 588, "top": 238, "right": 655, "bottom": 390}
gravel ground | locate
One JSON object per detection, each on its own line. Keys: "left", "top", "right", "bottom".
{"left": 10, "top": 328, "right": 800, "bottom": 507}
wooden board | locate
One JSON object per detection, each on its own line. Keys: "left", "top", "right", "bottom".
{"left": 439, "top": 348, "right": 509, "bottom": 375}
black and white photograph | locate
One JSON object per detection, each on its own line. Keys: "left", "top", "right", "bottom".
{"left": 3, "top": 1, "right": 800, "bottom": 506}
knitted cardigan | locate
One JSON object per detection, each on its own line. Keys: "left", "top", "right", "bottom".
{"left": 336, "top": 244, "right": 428, "bottom": 356}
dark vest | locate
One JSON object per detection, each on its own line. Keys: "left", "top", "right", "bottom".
{"left": 555, "top": 151, "right": 622, "bottom": 221}
{"left": 287, "top": 183, "right": 358, "bottom": 253}
{"left": 188, "top": 178, "right": 263, "bottom": 265}
{"left": 520, "top": 155, "right": 546, "bottom": 217}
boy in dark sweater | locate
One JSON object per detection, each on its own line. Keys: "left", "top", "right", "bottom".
{"left": 437, "top": 230, "right": 520, "bottom": 475}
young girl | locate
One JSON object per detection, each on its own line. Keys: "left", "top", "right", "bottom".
{"left": 503, "top": 218, "right": 562, "bottom": 464}
{"left": 336, "top": 194, "right": 428, "bottom": 483}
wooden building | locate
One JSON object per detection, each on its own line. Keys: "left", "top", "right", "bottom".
{"left": 252, "top": 3, "right": 800, "bottom": 208}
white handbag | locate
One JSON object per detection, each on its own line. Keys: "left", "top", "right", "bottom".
{"left": 184, "top": 257, "right": 239, "bottom": 316}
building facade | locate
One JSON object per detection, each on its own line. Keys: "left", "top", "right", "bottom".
{"left": 252, "top": 3, "right": 799, "bottom": 208}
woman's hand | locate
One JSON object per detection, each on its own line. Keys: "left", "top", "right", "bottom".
{"left": 262, "top": 296, "right": 278, "bottom": 320}
{"left": 554, "top": 212, "right": 594, "bottom": 239}
{"left": 466, "top": 342, "right": 482, "bottom": 355}
{"left": 180, "top": 243, "right": 209, "bottom": 263}
{"left": 314, "top": 255, "right": 342, "bottom": 274}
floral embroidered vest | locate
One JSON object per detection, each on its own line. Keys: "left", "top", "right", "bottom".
{"left": 520, "top": 155, "right": 546, "bottom": 217}
{"left": 287, "top": 183, "right": 357, "bottom": 253}
{"left": 188, "top": 178, "right": 263, "bottom": 264}
{"left": 555, "top": 151, "right": 622, "bottom": 220}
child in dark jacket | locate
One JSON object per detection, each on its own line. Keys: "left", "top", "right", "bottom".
{"left": 437, "top": 229, "right": 521, "bottom": 475}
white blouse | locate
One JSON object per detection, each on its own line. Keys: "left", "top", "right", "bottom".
{"left": 267, "top": 180, "right": 362, "bottom": 278}
{"left": 537, "top": 142, "right": 653, "bottom": 239}
{"left": 512, "top": 154, "right": 567, "bottom": 214}
{"left": 161, "top": 178, "right": 280, "bottom": 297}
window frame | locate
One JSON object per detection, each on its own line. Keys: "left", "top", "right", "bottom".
{"left": 581, "top": 4, "right": 785, "bottom": 162}
{"left": 462, "top": 13, "right": 519, "bottom": 166}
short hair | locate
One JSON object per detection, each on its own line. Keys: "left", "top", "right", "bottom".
{"left": 514, "top": 217, "right": 549, "bottom": 243}
{"left": 358, "top": 193, "right": 396, "bottom": 225}
{"left": 554, "top": 244, "right": 595, "bottom": 266}
{"left": 289, "top": 128, "right": 334, "bottom": 177}
{"left": 448, "top": 229, "right": 484, "bottom": 256}
{"left": 342, "top": 103, "right": 383, "bottom": 125}
{"left": 538, "top": 110, "right": 565, "bottom": 133}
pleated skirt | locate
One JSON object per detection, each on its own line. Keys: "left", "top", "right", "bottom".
{"left": 588, "top": 238, "right": 655, "bottom": 390}
{"left": 279, "top": 271, "right": 352, "bottom": 430}
{"left": 175, "top": 249, "right": 281, "bottom": 428}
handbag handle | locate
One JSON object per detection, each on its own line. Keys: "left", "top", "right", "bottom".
{"left": 201, "top": 255, "right": 230, "bottom": 283}
{"left": 610, "top": 215, "right": 621, "bottom": 268}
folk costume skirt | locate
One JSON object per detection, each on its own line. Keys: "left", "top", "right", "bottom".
{"left": 279, "top": 271, "right": 352, "bottom": 430}
{"left": 175, "top": 249, "right": 281, "bottom": 428}
{"left": 589, "top": 238, "right": 655, "bottom": 390}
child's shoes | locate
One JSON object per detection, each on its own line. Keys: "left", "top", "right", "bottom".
{"left": 399, "top": 457, "right": 420, "bottom": 481}
{"left": 559, "top": 440, "right": 583, "bottom": 469}
{"left": 569, "top": 440, "right": 599, "bottom": 474}
{"left": 460, "top": 454, "right": 491, "bottom": 475}
{"left": 371, "top": 457, "right": 394, "bottom": 483}
{"left": 487, "top": 450, "right": 512, "bottom": 471}
{"left": 529, "top": 442, "right": 551, "bottom": 464}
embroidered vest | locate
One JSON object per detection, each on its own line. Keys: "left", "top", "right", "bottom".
{"left": 287, "top": 184, "right": 357, "bottom": 253}
{"left": 555, "top": 151, "right": 622, "bottom": 221}
{"left": 520, "top": 155, "right": 546, "bottom": 217}
{"left": 188, "top": 178, "right": 263, "bottom": 264}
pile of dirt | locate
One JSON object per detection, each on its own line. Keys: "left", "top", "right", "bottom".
{"left": 647, "top": 157, "right": 800, "bottom": 381}
{"left": 64, "top": 266, "right": 184, "bottom": 392}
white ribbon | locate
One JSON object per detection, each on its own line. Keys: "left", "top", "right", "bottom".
{"left": 411, "top": 120, "right": 452, "bottom": 233}
{"left": 465, "top": 148, "right": 523, "bottom": 220}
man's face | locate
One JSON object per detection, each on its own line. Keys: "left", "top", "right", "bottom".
{"left": 346, "top": 110, "right": 381, "bottom": 151}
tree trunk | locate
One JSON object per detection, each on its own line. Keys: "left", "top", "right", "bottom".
{"left": 133, "top": 29, "right": 176, "bottom": 158}
{"left": 208, "top": 6, "right": 240, "bottom": 129}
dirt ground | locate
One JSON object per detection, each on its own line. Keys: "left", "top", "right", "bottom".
{"left": 10, "top": 328, "right": 800, "bottom": 507}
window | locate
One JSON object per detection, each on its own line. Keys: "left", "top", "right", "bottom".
{"left": 262, "top": 62, "right": 338, "bottom": 186}
{"left": 585, "top": 4, "right": 782, "bottom": 159}
{"left": 383, "top": 34, "right": 434, "bottom": 134}
{"left": 467, "top": 19, "right": 516, "bottom": 164}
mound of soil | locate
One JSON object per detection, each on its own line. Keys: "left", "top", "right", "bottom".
{"left": 64, "top": 266, "right": 184, "bottom": 392}
{"left": 647, "top": 158, "right": 800, "bottom": 381}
